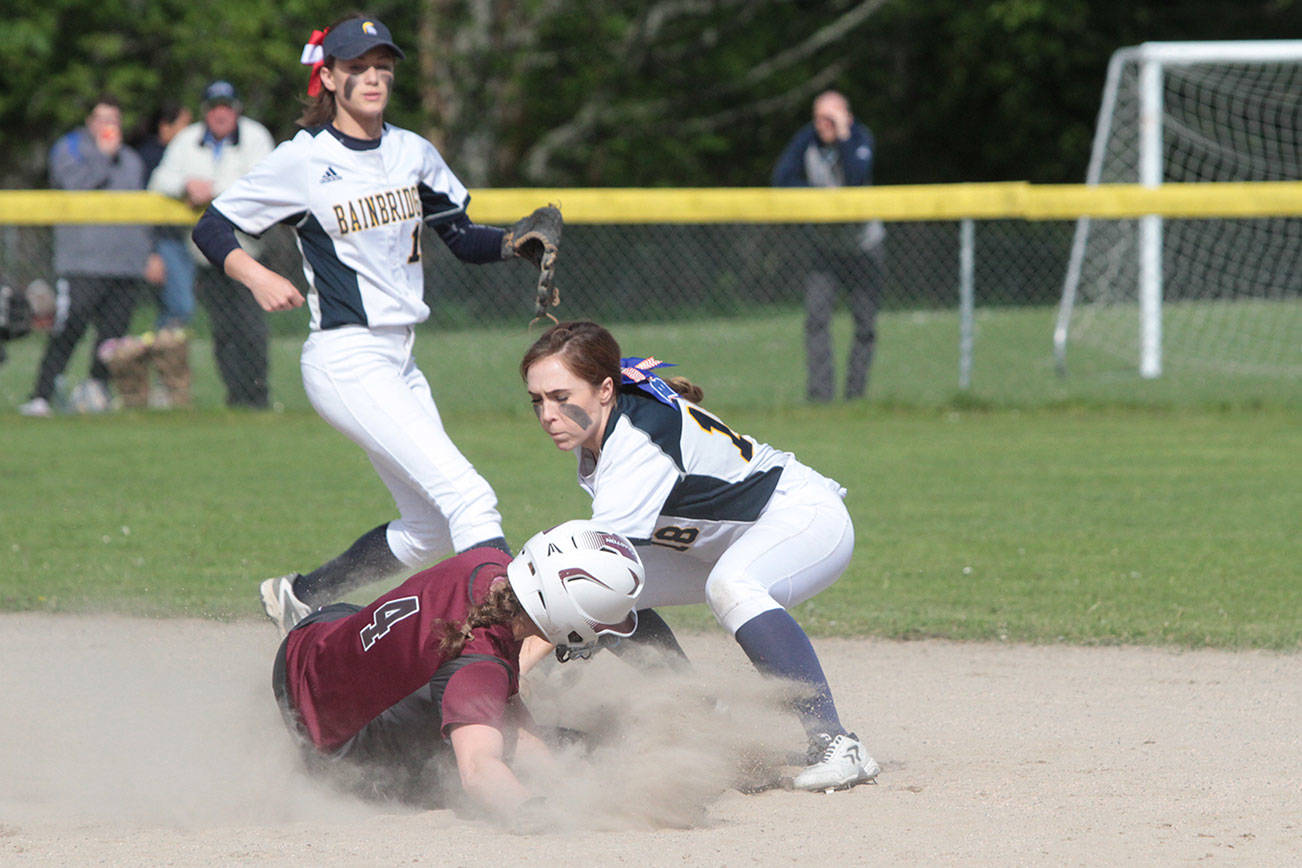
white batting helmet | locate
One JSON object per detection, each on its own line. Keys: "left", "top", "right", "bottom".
{"left": 506, "top": 520, "right": 645, "bottom": 647}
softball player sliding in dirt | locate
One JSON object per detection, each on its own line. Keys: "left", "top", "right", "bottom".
{"left": 274, "top": 522, "right": 644, "bottom": 822}
{"left": 192, "top": 14, "right": 556, "bottom": 633}
{"left": 520, "top": 321, "right": 879, "bottom": 792}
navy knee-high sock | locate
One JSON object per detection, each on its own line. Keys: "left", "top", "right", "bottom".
{"left": 607, "top": 608, "right": 691, "bottom": 670}
{"left": 459, "top": 536, "right": 511, "bottom": 556}
{"left": 293, "top": 524, "right": 404, "bottom": 606}
{"left": 733, "top": 608, "right": 843, "bottom": 738}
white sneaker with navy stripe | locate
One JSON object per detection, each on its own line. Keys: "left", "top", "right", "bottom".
{"left": 792, "top": 732, "right": 880, "bottom": 791}
{"left": 259, "top": 573, "right": 311, "bottom": 637}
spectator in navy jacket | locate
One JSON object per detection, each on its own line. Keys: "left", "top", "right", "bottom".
{"left": 773, "top": 91, "right": 884, "bottom": 402}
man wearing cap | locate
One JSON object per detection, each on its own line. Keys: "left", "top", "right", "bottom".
{"left": 149, "top": 81, "right": 276, "bottom": 409}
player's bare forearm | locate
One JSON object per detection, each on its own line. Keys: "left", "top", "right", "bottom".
{"left": 450, "top": 723, "right": 533, "bottom": 818}
{"left": 461, "top": 756, "right": 530, "bottom": 817}
{"left": 513, "top": 725, "right": 562, "bottom": 780}
{"left": 223, "top": 248, "right": 304, "bottom": 312}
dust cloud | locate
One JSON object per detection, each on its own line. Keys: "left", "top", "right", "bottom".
{"left": 0, "top": 614, "right": 797, "bottom": 833}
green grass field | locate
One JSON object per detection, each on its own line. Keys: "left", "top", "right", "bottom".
{"left": 2, "top": 308, "right": 1298, "bottom": 649}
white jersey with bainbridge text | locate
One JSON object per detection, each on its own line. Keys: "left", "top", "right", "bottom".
{"left": 579, "top": 389, "right": 796, "bottom": 564}
{"left": 210, "top": 123, "right": 467, "bottom": 331}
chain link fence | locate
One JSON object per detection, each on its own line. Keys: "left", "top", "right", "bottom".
{"left": 0, "top": 217, "right": 1064, "bottom": 393}
{"left": 2, "top": 214, "right": 1076, "bottom": 327}
{"left": 2, "top": 195, "right": 1298, "bottom": 413}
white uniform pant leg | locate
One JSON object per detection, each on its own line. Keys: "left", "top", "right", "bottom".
{"left": 704, "top": 466, "right": 855, "bottom": 635}
{"left": 300, "top": 327, "right": 503, "bottom": 567}
{"left": 634, "top": 546, "right": 714, "bottom": 610}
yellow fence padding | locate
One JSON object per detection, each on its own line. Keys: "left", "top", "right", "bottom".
{"left": 2, "top": 181, "right": 1301, "bottom": 225}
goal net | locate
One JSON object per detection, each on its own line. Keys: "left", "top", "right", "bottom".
{"left": 1055, "top": 41, "right": 1302, "bottom": 378}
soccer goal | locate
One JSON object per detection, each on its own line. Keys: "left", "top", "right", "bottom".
{"left": 1055, "top": 40, "right": 1302, "bottom": 378}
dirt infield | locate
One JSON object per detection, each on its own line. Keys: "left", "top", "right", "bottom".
{"left": 1, "top": 613, "right": 1298, "bottom": 865}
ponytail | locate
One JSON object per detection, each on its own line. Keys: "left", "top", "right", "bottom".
{"left": 438, "top": 580, "right": 524, "bottom": 658}
{"left": 297, "top": 90, "right": 337, "bottom": 128}
{"left": 664, "top": 376, "right": 704, "bottom": 404}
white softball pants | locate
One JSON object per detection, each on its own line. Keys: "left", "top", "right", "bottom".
{"left": 300, "top": 325, "right": 504, "bottom": 568}
{"left": 635, "top": 461, "right": 855, "bottom": 635}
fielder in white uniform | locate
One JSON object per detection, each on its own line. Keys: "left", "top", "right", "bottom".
{"left": 520, "top": 321, "right": 879, "bottom": 792}
{"left": 192, "top": 15, "right": 544, "bottom": 631}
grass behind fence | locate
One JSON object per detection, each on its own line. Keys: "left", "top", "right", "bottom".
{"left": 1, "top": 309, "right": 1299, "bottom": 649}
{"left": 2, "top": 304, "right": 1297, "bottom": 413}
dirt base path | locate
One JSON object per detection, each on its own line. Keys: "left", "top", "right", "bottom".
{"left": 1, "top": 614, "right": 1297, "bottom": 865}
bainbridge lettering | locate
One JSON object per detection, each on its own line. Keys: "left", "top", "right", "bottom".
{"left": 333, "top": 185, "right": 421, "bottom": 234}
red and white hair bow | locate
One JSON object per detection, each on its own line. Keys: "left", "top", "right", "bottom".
{"left": 620, "top": 356, "right": 667, "bottom": 384}
{"left": 301, "top": 28, "right": 329, "bottom": 96}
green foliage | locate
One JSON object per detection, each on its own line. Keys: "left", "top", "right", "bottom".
{"left": 0, "top": 0, "right": 411, "bottom": 184}
{"left": 3, "top": 1, "right": 1298, "bottom": 188}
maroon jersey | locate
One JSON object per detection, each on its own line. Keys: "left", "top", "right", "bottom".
{"left": 283, "top": 548, "right": 522, "bottom": 751}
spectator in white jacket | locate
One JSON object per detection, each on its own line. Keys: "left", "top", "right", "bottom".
{"left": 149, "top": 81, "right": 275, "bottom": 408}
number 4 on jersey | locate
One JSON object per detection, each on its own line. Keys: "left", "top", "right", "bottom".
{"left": 359, "top": 595, "right": 420, "bottom": 650}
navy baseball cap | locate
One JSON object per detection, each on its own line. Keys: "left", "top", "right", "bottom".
{"left": 202, "top": 80, "right": 240, "bottom": 107}
{"left": 323, "top": 18, "right": 405, "bottom": 61}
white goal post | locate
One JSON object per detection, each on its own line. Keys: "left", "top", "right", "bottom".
{"left": 1055, "top": 40, "right": 1302, "bottom": 378}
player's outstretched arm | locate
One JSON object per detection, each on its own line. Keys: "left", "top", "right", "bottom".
{"left": 449, "top": 722, "right": 532, "bottom": 819}
{"left": 223, "top": 248, "right": 304, "bottom": 312}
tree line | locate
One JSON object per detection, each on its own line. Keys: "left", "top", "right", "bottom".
{"left": 2, "top": 0, "right": 1298, "bottom": 189}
